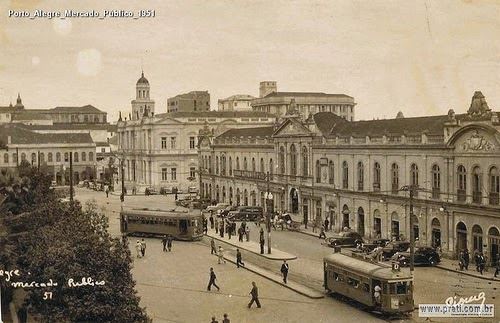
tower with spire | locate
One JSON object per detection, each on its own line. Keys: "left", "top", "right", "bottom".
{"left": 14, "top": 93, "right": 24, "bottom": 109}
{"left": 131, "top": 71, "right": 155, "bottom": 120}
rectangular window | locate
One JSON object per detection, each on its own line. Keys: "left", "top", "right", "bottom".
{"left": 161, "top": 168, "right": 168, "bottom": 181}
{"left": 170, "top": 137, "right": 176, "bottom": 149}
{"left": 189, "top": 137, "right": 196, "bottom": 149}
{"left": 171, "top": 168, "right": 177, "bottom": 181}
{"left": 101, "top": 148, "right": 105, "bottom": 153}
{"left": 190, "top": 167, "right": 196, "bottom": 178}
{"left": 161, "top": 137, "right": 167, "bottom": 149}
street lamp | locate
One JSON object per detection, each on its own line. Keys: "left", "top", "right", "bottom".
{"left": 264, "top": 191, "right": 273, "bottom": 254}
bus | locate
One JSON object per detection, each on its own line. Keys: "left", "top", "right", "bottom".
{"left": 120, "top": 208, "right": 204, "bottom": 241}
{"left": 324, "top": 252, "right": 414, "bottom": 315}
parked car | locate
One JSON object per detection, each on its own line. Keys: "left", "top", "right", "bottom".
{"left": 188, "top": 186, "right": 199, "bottom": 194}
{"left": 144, "top": 187, "right": 158, "bottom": 196}
{"left": 228, "top": 206, "right": 263, "bottom": 222}
{"left": 205, "top": 203, "right": 230, "bottom": 214}
{"left": 189, "top": 199, "right": 211, "bottom": 210}
{"left": 220, "top": 205, "right": 238, "bottom": 218}
{"left": 361, "top": 238, "right": 391, "bottom": 253}
{"left": 381, "top": 241, "right": 411, "bottom": 260}
{"left": 397, "top": 247, "right": 441, "bottom": 266}
{"left": 175, "top": 196, "right": 193, "bottom": 206}
{"left": 325, "top": 231, "right": 364, "bottom": 248}
{"left": 160, "top": 187, "right": 172, "bottom": 195}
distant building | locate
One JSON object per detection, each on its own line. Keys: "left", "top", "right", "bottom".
{"left": 131, "top": 71, "right": 155, "bottom": 120}
{"left": 252, "top": 81, "right": 356, "bottom": 121}
{"left": 167, "top": 91, "right": 210, "bottom": 113}
{"left": 218, "top": 94, "right": 256, "bottom": 111}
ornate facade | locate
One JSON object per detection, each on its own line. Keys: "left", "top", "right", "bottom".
{"left": 200, "top": 91, "right": 500, "bottom": 262}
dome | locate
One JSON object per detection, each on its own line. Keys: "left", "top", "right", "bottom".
{"left": 136, "top": 71, "right": 149, "bottom": 85}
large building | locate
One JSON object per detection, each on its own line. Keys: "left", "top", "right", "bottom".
{"left": 199, "top": 91, "right": 500, "bottom": 263}
{"left": 251, "top": 81, "right": 356, "bottom": 120}
{"left": 167, "top": 90, "right": 210, "bottom": 113}
{"left": 117, "top": 73, "right": 275, "bottom": 192}
{"left": 218, "top": 94, "right": 256, "bottom": 111}
{"left": 0, "top": 123, "right": 96, "bottom": 185}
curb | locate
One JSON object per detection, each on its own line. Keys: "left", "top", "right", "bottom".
{"left": 435, "top": 265, "right": 500, "bottom": 282}
{"left": 207, "top": 234, "right": 297, "bottom": 261}
{"left": 220, "top": 254, "right": 324, "bottom": 299}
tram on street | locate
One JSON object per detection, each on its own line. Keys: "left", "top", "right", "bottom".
{"left": 324, "top": 252, "right": 414, "bottom": 315}
{"left": 120, "top": 208, "right": 204, "bottom": 240}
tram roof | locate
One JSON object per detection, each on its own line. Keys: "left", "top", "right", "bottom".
{"left": 324, "top": 253, "right": 412, "bottom": 281}
{"left": 121, "top": 208, "right": 202, "bottom": 218}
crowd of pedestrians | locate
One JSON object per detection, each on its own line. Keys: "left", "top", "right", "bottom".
{"left": 458, "top": 249, "right": 500, "bottom": 278}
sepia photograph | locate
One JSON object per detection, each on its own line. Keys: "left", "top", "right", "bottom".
{"left": 0, "top": 1, "right": 499, "bottom": 322}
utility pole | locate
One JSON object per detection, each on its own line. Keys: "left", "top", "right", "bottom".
{"left": 120, "top": 159, "right": 125, "bottom": 205}
{"left": 409, "top": 185, "right": 415, "bottom": 273}
{"left": 69, "top": 152, "right": 73, "bottom": 202}
{"left": 37, "top": 150, "right": 40, "bottom": 171}
{"left": 266, "top": 171, "right": 272, "bottom": 254}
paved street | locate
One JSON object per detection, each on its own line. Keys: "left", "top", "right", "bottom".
{"left": 74, "top": 188, "right": 499, "bottom": 322}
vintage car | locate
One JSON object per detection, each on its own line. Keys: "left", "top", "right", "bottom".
{"left": 397, "top": 247, "right": 441, "bottom": 266}
{"left": 228, "top": 206, "right": 263, "bottom": 222}
{"left": 325, "top": 231, "right": 364, "bottom": 248}
{"left": 381, "top": 241, "right": 411, "bottom": 260}
{"left": 360, "top": 238, "right": 391, "bottom": 253}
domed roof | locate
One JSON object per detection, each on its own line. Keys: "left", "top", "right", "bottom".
{"left": 137, "top": 71, "right": 149, "bottom": 85}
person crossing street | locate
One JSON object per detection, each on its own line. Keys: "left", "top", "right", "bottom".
{"left": 207, "top": 267, "right": 220, "bottom": 291}
{"left": 210, "top": 238, "right": 217, "bottom": 255}
{"left": 236, "top": 248, "right": 245, "bottom": 268}
{"left": 248, "top": 282, "right": 261, "bottom": 308}
{"left": 281, "top": 260, "right": 289, "bottom": 284}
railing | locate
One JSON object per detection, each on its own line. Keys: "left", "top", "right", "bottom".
{"left": 472, "top": 191, "right": 482, "bottom": 204}
{"left": 407, "top": 135, "right": 421, "bottom": 144}
{"left": 432, "top": 188, "right": 440, "bottom": 199}
{"left": 427, "top": 135, "right": 445, "bottom": 144}
{"left": 233, "top": 170, "right": 267, "bottom": 180}
{"left": 457, "top": 189, "right": 466, "bottom": 202}
{"left": 489, "top": 192, "right": 499, "bottom": 205}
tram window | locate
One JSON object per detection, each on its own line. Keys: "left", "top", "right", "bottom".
{"left": 363, "top": 283, "right": 370, "bottom": 293}
{"left": 396, "top": 282, "right": 407, "bottom": 294}
{"left": 383, "top": 283, "right": 388, "bottom": 294}
{"left": 347, "top": 278, "right": 360, "bottom": 288}
{"left": 334, "top": 273, "right": 343, "bottom": 282}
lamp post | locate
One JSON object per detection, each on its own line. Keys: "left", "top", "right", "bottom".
{"left": 265, "top": 171, "right": 273, "bottom": 254}
{"left": 400, "top": 184, "right": 418, "bottom": 274}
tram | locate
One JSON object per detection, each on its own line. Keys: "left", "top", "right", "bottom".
{"left": 324, "top": 252, "right": 414, "bottom": 314}
{"left": 120, "top": 208, "right": 204, "bottom": 240}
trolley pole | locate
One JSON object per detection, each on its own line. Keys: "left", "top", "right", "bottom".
{"left": 69, "top": 152, "right": 73, "bottom": 202}
{"left": 409, "top": 185, "right": 415, "bottom": 274}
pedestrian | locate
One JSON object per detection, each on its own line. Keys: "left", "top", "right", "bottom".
{"left": 259, "top": 228, "right": 265, "bottom": 254}
{"left": 218, "top": 246, "right": 226, "bottom": 264}
{"left": 167, "top": 235, "right": 173, "bottom": 252}
{"left": 319, "top": 224, "right": 327, "bottom": 239}
{"left": 161, "top": 235, "right": 168, "bottom": 252}
{"left": 210, "top": 213, "right": 214, "bottom": 229}
{"left": 207, "top": 267, "right": 220, "bottom": 291}
{"left": 220, "top": 221, "right": 224, "bottom": 238}
{"left": 228, "top": 221, "right": 232, "bottom": 240}
{"left": 474, "top": 249, "right": 480, "bottom": 272}
{"left": 105, "top": 185, "right": 109, "bottom": 198}
{"left": 210, "top": 238, "right": 217, "bottom": 255}
{"left": 248, "top": 282, "right": 261, "bottom": 308}
{"left": 494, "top": 253, "right": 500, "bottom": 278}
{"left": 140, "top": 238, "right": 146, "bottom": 257}
{"left": 458, "top": 251, "right": 465, "bottom": 270}
{"left": 215, "top": 216, "right": 219, "bottom": 234}
{"left": 238, "top": 226, "right": 244, "bottom": 242}
{"left": 236, "top": 248, "right": 245, "bottom": 268}
{"left": 135, "top": 240, "right": 142, "bottom": 258}
{"left": 273, "top": 214, "right": 279, "bottom": 231}
{"left": 203, "top": 218, "right": 208, "bottom": 234}
{"left": 222, "top": 313, "right": 230, "bottom": 323}
{"left": 281, "top": 260, "right": 289, "bottom": 284}
{"left": 245, "top": 226, "right": 250, "bottom": 242}
{"left": 210, "top": 316, "right": 218, "bottom": 323}
{"left": 175, "top": 192, "right": 178, "bottom": 200}
{"left": 478, "top": 253, "right": 486, "bottom": 275}
{"left": 464, "top": 249, "right": 470, "bottom": 270}
{"left": 242, "top": 221, "right": 246, "bottom": 231}
{"left": 374, "top": 284, "right": 382, "bottom": 306}
{"left": 324, "top": 218, "right": 330, "bottom": 232}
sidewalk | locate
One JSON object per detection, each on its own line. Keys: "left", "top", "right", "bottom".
{"left": 435, "top": 257, "right": 500, "bottom": 282}
{"left": 220, "top": 253, "right": 324, "bottom": 299}
{"left": 291, "top": 223, "right": 335, "bottom": 239}
{"left": 206, "top": 228, "right": 297, "bottom": 261}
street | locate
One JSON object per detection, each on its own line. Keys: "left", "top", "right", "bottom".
{"left": 74, "top": 188, "right": 499, "bottom": 322}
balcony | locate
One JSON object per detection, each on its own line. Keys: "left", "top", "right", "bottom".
{"left": 233, "top": 170, "right": 267, "bottom": 180}
{"left": 472, "top": 191, "right": 482, "bottom": 204}
{"left": 432, "top": 187, "right": 440, "bottom": 199}
{"left": 489, "top": 192, "right": 499, "bottom": 205}
{"left": 457, "top": 189, "right": 466, "bottom": 202}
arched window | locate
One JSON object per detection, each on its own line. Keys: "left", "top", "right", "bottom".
{"left": 89, "top": 151, "right": 94, "bottom": 161}
{"left": 3, "top": 153, "right": 8, "bottom": 164}
{"left": 229, "top": 156, "right": 233, "bottom": 176}
{"left": 74, "top": 152, "right": 79, "bottom": 162}
{"left": 302, "top": 146, "right": 308, "bottom": 177}
{"left": 21, "top": 153, "right": 26, "bottom": 161}
{"left": 244, "top": 189, "right": 248, "bottom": 206}
{"left": 472, "top": 225, "right": 483, "bottom": 252}
{"left": 373, "top": 162, "right": 381, "bottom": 191}
{"left": 457, "top": 165, "right": 467, "bottom": 202}
{"left": 56, "top": 152, "right": 61, "bottom": 162}
{"left": 472, "top": 166, "right": 482, "bottom": 204}
{"left": 432, "top": 164, "right": 440, "bottom": 199}
{"left": 328, "top": 161, "right": 334, "bottom": 184}
{"left": 81, "top": 152, "right": 86, "bottom": 162}
{"left": 269, "top": 159, "right": 274, "bottom": 179}
{"left": 410, "top": 163, "right": 419, "bottom": 186}
{"left": 236, "top": 157, "right": 240, "bottom": 170}
{"left": 342, "top": 161, "right": 349, "bottom": 189}
{"left": 260, "top": 158, "right": 265, "bottom": 173}
{"left": 215, "top": 156, "right": 219, "bottom": 175}
{"left": 316, "top": 160, "right": 321, "bottom": 183}
{"left": 221, "top": 155, "right": 226, "bottom": 176}
{"left": 391, "top": 163, "right": 399, "bottom": 194}
{"left": 252, "top": 157, "right": 256, "bottom": 172}
{"left": 236, "top": 188, "right": 241, "bottom": 206}
{"left": 48, "top": 152, "right": 53, "bottom": 163}
{"left": 31, "top": 153, "right": 36, "bottom": 165}
{"left": 64, "top": 152, "right": 69, "bottom": 162}
{"left": 39, "top": 152, "right": 45, "bottom": 163}
{"left": 279, "top": 146, "right": 285, "bottom": 174}
{"left": 489, "top": 166, "right": 499, "bottom": 205}
{"left": 290, "top": 144, "right": 297, "bottom": 176}
{"left": 243, "top": 157, "right": 248, "bottom": 171}
{"left": 357, "top": 161, "right": 364, "bottom": 191}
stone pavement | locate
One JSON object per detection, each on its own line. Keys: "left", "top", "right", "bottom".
{"left": 206, "top": 227, "right": 297, "bottom": 261}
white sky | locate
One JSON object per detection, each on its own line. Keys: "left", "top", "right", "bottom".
{"left": 0, "top": 0, "right": 499, "bottom": 122}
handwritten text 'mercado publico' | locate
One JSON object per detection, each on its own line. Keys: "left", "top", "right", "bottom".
{"left": 10, "top": 277, "right": 105, "bottom": 288}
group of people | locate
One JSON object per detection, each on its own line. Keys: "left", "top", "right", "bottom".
{"left": 210, "top": 313, "right": 230, "bottom": 323}
{"left": 161, "top": 234, "right": 173, "bottom": 252}
{"left": 458, "top": 249, "right": 500, "bottom": 277}
{"left": 135, "top": 238, "right": 147, "bottom": 258}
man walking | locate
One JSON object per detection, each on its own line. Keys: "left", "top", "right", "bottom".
{"left": 210, "top": 238, "right": 217, "bottom": 255}
{"left": 220, "top": 221, "right": 224, "bottom": 238}
{"left": 167, "top": 235, "right": 173, "bottom": 252}
{"left": 215, "top": 216, "right": 219, "bottom": 234}
{"left": 135, "top": 240, "right": 142, "bottom": 258}
{"left": 324, "top": 218, "right": 330, "bottom": 232}
{"left": 238, "top": 226, "right": 244, "bottom": 242}
{"left": 105, "top": 185, "right": 109, "bottom": 198}
{"left": 222, "top": 313, "right": 230, "bottom": 323}
{"left": 259, "top": 228, "right": 265, "bottom": 254}
{"left": 209, "top": 213, "right": 214, "bottom": 229}
{"left": 319, "top": 224, "right": 327, "bottom": 239}
{"left": 248, "top": 282, "right": 261, "bottom": 308}
{"left": 281, "top": 260, "right": 289, "bottom": 284}
{"left": 228, "top": 221, "right": 232, "bottom": 240}
{"left": 245, "top": 226, "right": 250, "bottom": 242}
{"left": 140, "top": 238, "right": 147, "bottom": 257}
{"left": 464, "top": 249, "right": 470, "bottom": 270}
{"left": 161, "top": 235, "right": 168, "bottom": 252}
{"left": 207, "top": 267, "right": 220, "bottom": 291}
{"left": 218, "top": 246, "right": 226, "bottom": 264}
{"left": 236, "top": 248, "right": 245, "bottom": 268}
